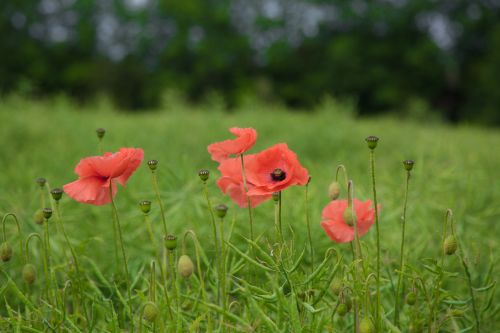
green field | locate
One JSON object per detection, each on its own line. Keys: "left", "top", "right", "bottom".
{"left": 0, "top": 97, "right": 499, "bottom": 331}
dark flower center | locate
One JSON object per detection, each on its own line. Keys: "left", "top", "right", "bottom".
{"left": 270, "top": 168, "right": 286, "bottom": 181}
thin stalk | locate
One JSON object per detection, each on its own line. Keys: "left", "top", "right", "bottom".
{"left": 349, "top": 243, "right": 360, "bottom": 333}
{"left": 167, "top": 250, "right": 179, "bottom": 326}
{"left": 143, "top": 214, "right": 156, "bottom": 246}
{"left": 109, "top": 185, "right": 134, "bottom": 329}
{"left": 151, "top": 171, "right": 168, "bottom": 236}
{"left": 369, "top": 149, "right": 381, "bottom": 331}
{"left": 219, "top": 217, "right": 227, "bottom": 333}
{"left": 305, "top": 181, "right": 314, "bottom": 273}
{"left": 202, "top": 181, "right": 220, "bottom": 303}
{"left": 394, "top": 170, "right": 411, "bottom": 327}
{"left": 239, "top": 154, "right": 254, "bottom": 244}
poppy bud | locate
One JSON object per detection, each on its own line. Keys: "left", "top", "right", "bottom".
{"left": 34, "top": 210, "right": 44, "bottom": 225}
{"left": 365, "top": 136, "right": 379, "bottom": 150}
{"left": 178, "top": 254, "right": 195, "bottom": 278}
{"left": 50, "top": 188, "right": 63, "bottom": 201}
{"left": 36, "top": 177, "right": 46, "bottom": 188}
{"left": 22, "top": 264, "right": 37, "bottom": 284}
{"left": 198, "top": 169, "right": 210, "bottom": 182}
{"left": 328, "top": 181, "right": 341, "bottom": 200}
{"left": 0, "top": 242, "right": 13, "bottom": 262}
{"left": 139, "top": 200, "right": 151, "bottom": 214}
{"left": 43, "top": 208, "right": 52, "bottom": 220}
{"left": 330, "top": 278, "right": 343, "bottom": 296}
{"left": 443, "top": 235, "right": 457, "bottom": 255}
{"left": 360, "top": 317, "right": 374, "bottom": 333}
{"left": 343, "top": 208, "right": 355, "bottom": 227}
{"left": 164, "top": 235, "right": 177, "bottom": 251}
{"left": 406, "top": 291, "right": 416, "bottom": 306}
{"left": 403, "top": 160, "right": 414, "bottom": 171}
{"left": 147, "top": 160, "right": 158, "bottom": 171}
{"left": 214, "top": 204, "right": 228, "bottom": 218}
{"left": 337, "top": 303, "right": 348, "bottom": 316}
{"left": 272, "top": 192, "right": 280, "bottom": 202}
{"left": 181, "top": 299, "right": 193, "bottom": 310}
{"left": 143, "top": 302, "right": 159, "bottom": 322}
{"left": 96, "top": 128, "right": 106, "bottom": 139}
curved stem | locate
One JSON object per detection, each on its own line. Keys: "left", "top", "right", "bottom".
{"left": 335, "top": 164, "right": 349, "bottom": 189}
{"left": 151, "top": 171, "right": 168, "bottom": 236}
{"left": 369, "top": 150, "right": 381, "bottom": 331}
{"left": 394, "top": 170, "right": 411, "bottom": 327}
{"left": 2, "top": 213, "right": 24, "bottom": 261}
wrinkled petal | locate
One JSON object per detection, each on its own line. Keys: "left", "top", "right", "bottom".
{"left": 114, "top": 148, "right": 144, "bottom": 186}
{"left": 208, "top": 127, "right": 257, "bottom": 162}
{"left": 63, "top": 177, "right": 117, "bottom": 206}
{"left": 217, "top": 177, "right": 271, "bottom": 208}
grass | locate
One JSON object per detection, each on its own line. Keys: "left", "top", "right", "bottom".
{"left": 0, "top": 95, "right": 499, "bottom": 332}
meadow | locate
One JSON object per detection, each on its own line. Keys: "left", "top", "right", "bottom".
{"left": 0, "top": 96, "right": 498, "bottom": 332}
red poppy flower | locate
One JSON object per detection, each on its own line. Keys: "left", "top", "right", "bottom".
{"left": 216, "top": 156, "right": 272, "bottom": 208}
{"left": 64, "top": 148, "right": 144, "bottom": 206}
{"left": 320, "top": 199, "right": 377, "bottom": 243}
{"left": 208, "top": 127, "right": 257, "bottom": 162}
{"left": 244, "top": 143, "right": 309, "bottom": 196}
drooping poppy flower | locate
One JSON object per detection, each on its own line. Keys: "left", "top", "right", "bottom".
{"left": 208, "top": 127, "right": 257, "bottom": 162}
{"left": 64, "top": 148, "right": 144, "bottom": 205}
{"left": 216, "top": 156, "right": 272, "bottom": 208}
{"left": 320, "top": 199, "right": 377, "bottom": 243}
{"left": 244, "top": 143, "right": 309, "bottom": 196}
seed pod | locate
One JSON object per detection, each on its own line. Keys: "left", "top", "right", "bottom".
{"left": 443, "top": 235, "right": 457, "bottom": 255}
{"left": 0, "top": 242, "right": 13, "bottom": 262}
{"left": 147, "top": 160, "right": 158, "bottom": 171}
{"left": 330, "top": 278, "right": 343, "bottom": 296}
{"left": 34, "top": 210, "right": 45, "bottom": 225}
{"left": 36, "top": 177, "right": 46, "bottom": 188}
{"left": 139, "top": 200, "right": 151, "bottom": 214}
{"left": 50, "top": 188, "right": 63, "bottom": 201}
{"left": 178, "top": 254, "right": 194, "bottom": 278}
{"left": 198, "top": 169, "right": 209, "bottom": 182}
{"left": 164, "top": 235, "right": 177, "bottom": 251}
{"left": 360, "top": 317, "right": 374, "bottom": 333}
{"left": 365, "top": 136, "right": 379, "bottom": 150}
{"left": 403, "top": 160, "right": 415, "bottom": 171}
{"left": 328, "top": 181, "right": 341, "bottom": 200}
{"left": 343, "top": 208, "right": 355, "bottom": 227}
{"left": 143, "top": 302, "right": 159, "bottom": 322}
{"left": 337, "top": 303, "right": 348, "bottom": 316}
{"left": 22, "top": 264, "right": 37, "bottom": 284}
{"left": 405, "top": 291, "right": 416, "bottom": 306}
{"left": 42, "top": 208, "right": 52, "bottom": 220}
{"left": 96, "top": 128, "right": 106, "bottom": 139}
{"left": 214, "top": 204, "right": 228, "bottom": 218}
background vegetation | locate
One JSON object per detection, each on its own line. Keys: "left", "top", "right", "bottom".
{"left": 2, "top": 0, "right": 500, "bottom": 125}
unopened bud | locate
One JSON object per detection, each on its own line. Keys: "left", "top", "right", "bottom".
{"left": 139, "top": 200, "right": 151, "bottom": 214}
{"left": 50, "top": 188, "right": 63, "bottom": 201}
{"left": 406, "top": 291, "right": 416, "bottom": 305}
{"left": 22, "top": 264, "right": 37, "bottom": 284}
{"left": 328, "top": 181, "right": 341, "bottom": 200}
{"left": 178, "top": 254, "right": 195, "bottom": 278}
{"left": 164, "top": 235, "right": 177, "bottom": 251}
{"left": 0, "top": 242, "right": 13, "bottom": 262}
{"left": 36, "top": 177, "right": 46, "bottom": 188}
{"left": 198, "top": 169, "right": 209, "bottom": 182}
{"left": 214, "top": 204, "right": 228, "bottom": 218}
{"left": 403, "top": 160, "right": 415, "bottom": 171}
{"left": 365, "top": 136, "right": 379, "bottom": 150}
{"left": 330, "top": 278, "right": 343, "bottom": 296}
{"left": 143, "top": 302, "right": 159, "bottom": 322}
{"left": 360, "top": 317, "right": 374, "bottom": 333}
{"left": 343, "top": 208, "right": 355, "bottom": 227}
{"left": 33, "top": 210, "right": 44, "bottom": 225}
{"left": 42, "top": 208, "right": 52, "bottom": 220}
{"left": 337, "top": 303, "right": 348, "bottom": 316}
{"left": 147, "top": 160, "right": 158, "bottom": 171}
{"left": 443, "top": 235, "right": 457, "bottom": 255}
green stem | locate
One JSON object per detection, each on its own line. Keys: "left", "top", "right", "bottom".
{"left": 151, "top": 171, "right": 168, "bottom": 236}
{"left": 239, "top": 154, "right": 254, "bottom": 244}
{"left": 144, "top": 214, "right": 156, "bottom": 246}
{"left": 168, "top": 250, "right": 179, "bottom": 325}
{"left": 349, "top": 243, "right": 360, "bottom": 333}
{"left": 202, "top": 181, "right": 220, "bottom": 304}
{"left": 369, "top": 150, "right": 381, "bottom": 331}
{"left": 394, "top": 170, "right": 411, "bottom": 327}
{"left": 219, "top": 217, "right": 227, "bottom": 332}
{"left": 305, "top": 182, "right": 314, "bottom": 273}
{"left": 109, "top": 185, "right": 134, "bottom": 329}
